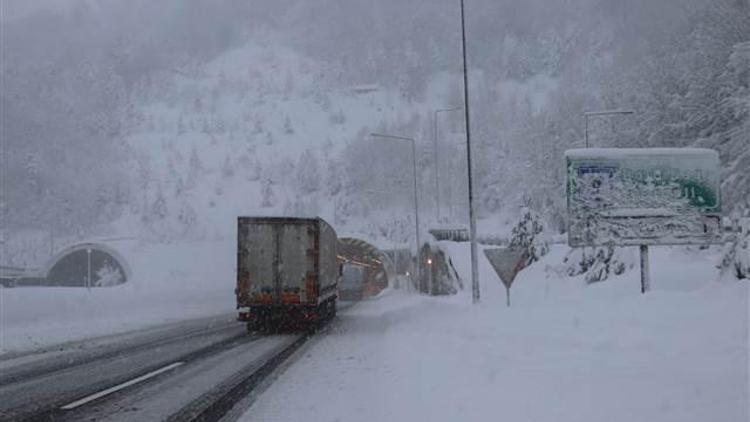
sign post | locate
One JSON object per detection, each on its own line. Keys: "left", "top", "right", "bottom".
{"left": 565, "top": 148, "right": 722, "bottom": 293}
{"left": 640, "top": 245, "right": 650, "bottom": 293}
{"left": 86, "top": 248, "right": 92, "bottom": 291}
{"left": 483, "top": 248, "right": 528, "bottom": 307}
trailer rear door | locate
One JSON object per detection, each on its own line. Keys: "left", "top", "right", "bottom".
{"left": 279, "top": 223, "right": 316, "bottom": 303}
{"left": 242, "top": 222, "right": 276, "bottom": 299}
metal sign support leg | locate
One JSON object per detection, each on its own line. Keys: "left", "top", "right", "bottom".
{"left": 640, "top": 245, "right": 650, "bottom": 294}
{"left": 86, "top": 248, "right": 92, "bottom": 291}
{"left": 505, "top": 286, "right": 511, "bottom": 307}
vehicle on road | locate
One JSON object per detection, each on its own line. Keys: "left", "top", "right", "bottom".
{"left": 338, "top": 263, "right": 366, "bottom": 300}
{"left": 236, "top": 217, "right": 339, "bottom": 332}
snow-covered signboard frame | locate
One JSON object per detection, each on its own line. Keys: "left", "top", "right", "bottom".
{"left": 565, "top": 148, "right": 722, "bottom": 248}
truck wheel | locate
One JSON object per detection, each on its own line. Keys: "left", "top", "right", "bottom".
{"left": 246, "top": 319, "right": 259, "bottom": 333}
{"left": 248, "top": 314, "right": 269, "bottom": 334}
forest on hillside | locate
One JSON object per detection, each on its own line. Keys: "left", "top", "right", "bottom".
{"left": 2, "top": 0, "right": 748, "bottom": 242}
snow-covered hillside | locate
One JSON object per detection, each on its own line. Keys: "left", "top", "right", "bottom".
{"left": 119, "top": 37, "right": 461, "bottom": 244}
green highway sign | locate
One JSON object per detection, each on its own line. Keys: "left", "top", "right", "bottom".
{"left": 565, "top": 148, "right": 722, "bottom": 247}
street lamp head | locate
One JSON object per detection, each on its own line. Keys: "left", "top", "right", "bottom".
{"left": 584, "top": 109, "right": 636, "bottom": 117}
{"left": 370, "top": 133, "right": 416, "bottom": 143}
{"left": 436, "top": 107, "right": 462, "bottom": 114}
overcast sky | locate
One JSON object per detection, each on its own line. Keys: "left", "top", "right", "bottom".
{"left": 2, "top": 0, "right": 73, "bottom": 21}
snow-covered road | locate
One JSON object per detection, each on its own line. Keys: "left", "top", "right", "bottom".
{"left": 243, "top": 244, "right": 748, "bottom": 422}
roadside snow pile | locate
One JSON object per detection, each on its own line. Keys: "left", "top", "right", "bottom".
{"left": 563, "top": 246, "right": 637, "bottom": 284}
{"left": 243, "top": 243, "right": 747, "bottom": 422}
{"left": 720, "top": 215, "right": 750, "bottom": 280}
{"left": 0, "top": 239, "right": 237, "bottom": 353}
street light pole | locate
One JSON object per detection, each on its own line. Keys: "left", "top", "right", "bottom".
{"left": 460, "top": 0, "right": 480, "bottom": 304}
{"left": 433, "top": 107, "right": 462, "bottom": 222}
{"left": 584, "top": 109, "right": 635, "bottom": 148}
{"left": 371, "top": 133, "right": 421, "bottom": 292}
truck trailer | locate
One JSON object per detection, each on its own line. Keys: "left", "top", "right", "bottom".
{"left": 338, "top": 263, "right": 366, "bottom": 301}
{"left": 236, "top": 217, "right": 339, "bottom": 331}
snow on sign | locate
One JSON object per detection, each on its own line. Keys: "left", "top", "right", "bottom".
{"left": 565, "top": 148, "right": 722, "bottom": 247}
{"left": 483, "top": 248, "right": 528, "bottom": 306}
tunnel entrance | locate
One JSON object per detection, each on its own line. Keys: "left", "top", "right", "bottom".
{"left": 337, "top": 238, "right": 395, "bottom": 299}
{"left": 44, "top": 244, "right": 129, "bottom": 287}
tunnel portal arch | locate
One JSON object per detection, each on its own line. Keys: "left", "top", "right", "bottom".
{"left": 44, "top": 243, "right": 131, "bottom": 287}
{"left": 337, "top": 237, "right": 395, "bottom": 297}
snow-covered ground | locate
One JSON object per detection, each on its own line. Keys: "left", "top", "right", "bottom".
{"left": 243, "top": 243, "right": 748, "bottom": 422}
{"left": 0, "top": 239, "right": 237, "bottom": 353}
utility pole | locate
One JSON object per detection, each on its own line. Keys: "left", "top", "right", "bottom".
{"left": 371, "top": 133, "right": 421, "bottom": 291}
{"left": 460, "top": 0, "right": 480, "bottom": 304}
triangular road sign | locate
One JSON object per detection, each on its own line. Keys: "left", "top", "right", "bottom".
{"left": 483, "top": 248, "right": 528, "bottom": 289}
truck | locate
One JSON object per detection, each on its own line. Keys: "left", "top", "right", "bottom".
{"left": 338, "top": 263, "right": 366, "bottom": 301}
{"left": 235, "top": 217, "right": 339, "bottom": 332}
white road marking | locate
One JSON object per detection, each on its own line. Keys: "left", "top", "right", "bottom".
{"left": 60, "top": 361, "right": 185, "bottom": 410}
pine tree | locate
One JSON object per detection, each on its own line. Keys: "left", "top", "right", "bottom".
{"left": 151, "top": 186, "right": 168, "bottom": 221}
{"left": 284, "top": 115, "right": 295, "bottom": 135}
{"left": 177, "top": 114, "right": 186, "bottom": 135}
{"left": 174, "top": 177, "right": 185, "bottom": 198}
{"left": 509, "top": 205, "right": 549, "bottom": 267}
{"left": 253, "top": 118, "right": 263, "bottom": 135}
{"left": 325, "top": 159, "right": 343, "bottom": 197}
{"left": 222, "top": 155, "right": 234, "bottom": 178}
{"left": 261, "top": 177, "right": 275, "bottom": 208}
{"left": 720, "top": 211, "right": 750, "bottom": 279}
{"left": 296, "top": 149, "right": 320, "bottom": 194}
{"left": 246, "top": 158, "right": 261, "bottom": 182}
{"left": 187, "top": 146, "right": 202, "bottom": 188}
{"left": 329, "top": 110, "right": 346, "bottom": 125}
{"left": 283, "top": 71, "right": 294, "bottom": 101}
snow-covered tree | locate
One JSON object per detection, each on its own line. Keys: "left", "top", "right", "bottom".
{"left": 187, "top": 146, "right": 203, "bottom": 188}
{"left": 261, "top": 177, "right": 276, "bottom": 208}
{"left": 221, "top": 155, "right": 234, "bottom": 178}
{"left": 296, "top": 149, "right": 321, "bottom": 194}
{"left": 284, "top": 115, "right": 295, "bottom": 135}
{"left": 150, "top": 185, "right": 168, "bottom": 221}
{"left": 329, "top": 109, "right": 346, "bottom": 125}
{"left": 174, "top": 177, "right": 186, "bottom": 198}
{"left": 177, "top": 114, "right": 186, "bottom": 135}
{"left": 283, "top": 71, "right": 294, "bottom": 101}
{"left": 325, "top": 159, "right": 343, "bottom": 197}
{"left": 509, "top": 205, "right": 549, "bottom": 266}
{"left": 246, "top": 159, "right": 262, "bottom": 182}
{"left": 720, "top": 213, "right": 750, "bottom": 279}
{"left": 253, "top": 118, "right": 264, "bottom": 135}
{"left": 176, "top": 201, "right": 199, "bottom": 238}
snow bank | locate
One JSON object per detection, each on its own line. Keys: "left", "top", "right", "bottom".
{"left": 564, "top": 148, "right": 719, "bottom": 159}
{"left": 243, "top": 243, "right": 748, "bottom": 422}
